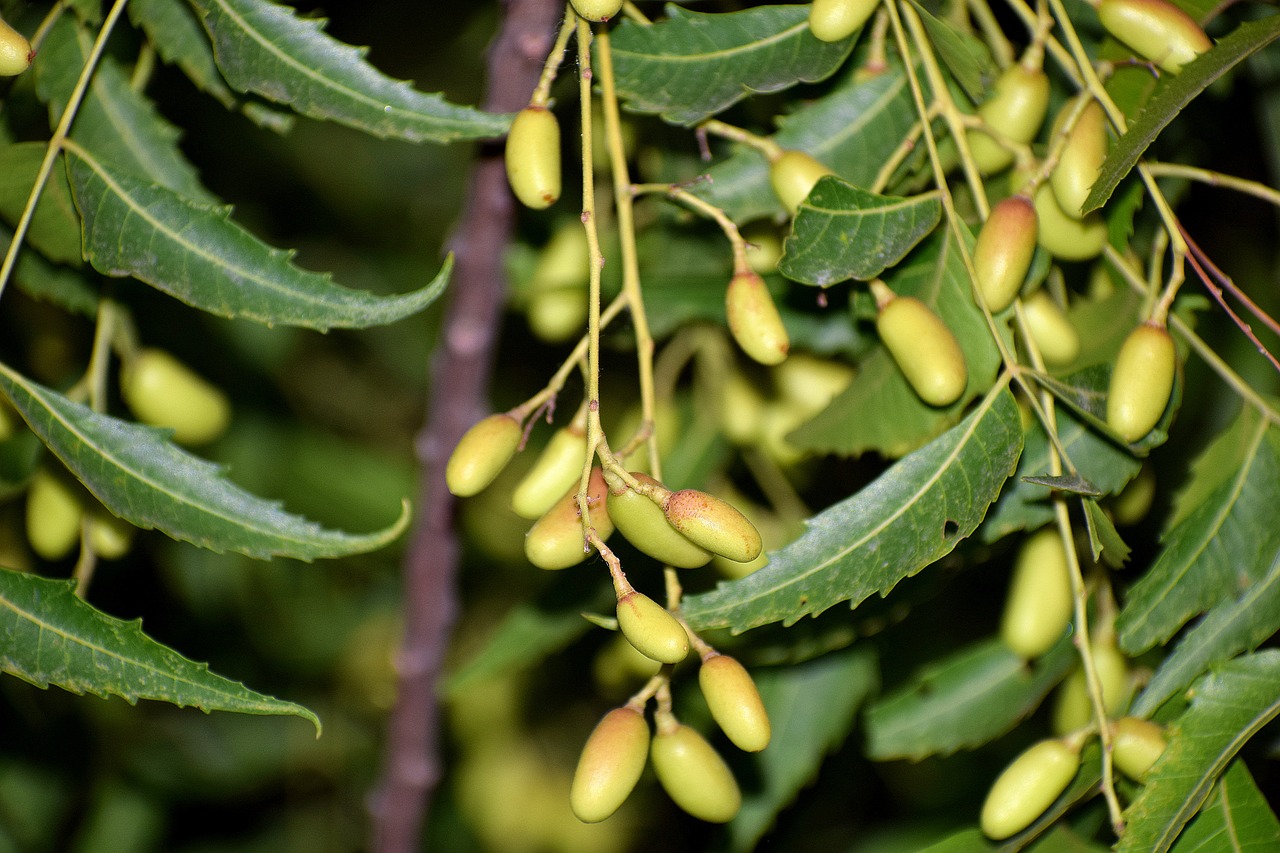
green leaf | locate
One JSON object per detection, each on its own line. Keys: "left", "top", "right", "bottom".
{"left": 66, "top": 150, "right": 450, "bottom": 330}
{"left": 865, "top": 636, "right": 1075, "bottom": 761}
{"left": 1117, "top": 416, "right": 1280, "bottom": 655}
{"left": 6, "top": 231, "right": 98, "bottom": 317}
{"left": 908, "top": 1, "right": 996, "bottom": 103}
{"left": 1083, "top": 14, "right": 1280, "bottom": 214}
{"left": 608, "top": 4, "right": 854, "bottom": 126}
{"left": 1170, "top": 761, "right": 1280, "bottom": 852}
{"left": 919, "top": 829, "right": 994, "bottom": 853}
{"left": 682, "top": 384, "right": 1022, "bottom": 633}
{"left": 1083, "top": 498, "right": 1131, "bottom": 568}
{"left": 0, "top": 364, "right": 410, "bottom": 561}
{"left": 779, "top": 181, "right": 942, "bottom": 285}
{"left": 728, "top": 647, "right": 878, "bottom": 851}
{"left": 188, "top": 0, "right": 510, "bottom": 142}
{"left": 0, "top": 568, "right": 319, "bottom": 734}
{"left": 1118, "top": 652, "right": 1280, "bottom": 853}
{"left": 0, "top": 143, "right": 84, "bottom": 266}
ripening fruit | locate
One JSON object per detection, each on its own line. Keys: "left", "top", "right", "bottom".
{"left": 524, "top": 467, "right": 614, "bottom": 570}
{"left": 571, "top": 0, "right": 624, "bottom": 22}
{"left": 875, "top": 293, "right": 968, "bottom": 407}
{"left": 973, "top": 195, "right": 1038, "bottom": 312}
{"left": 1022, "top": 289, "right": 1081, "bottom": 367}
{"left": 809, "top": 0, "right": 879, "bottom": 43}
{"left": 26, "top": 468, "right": 83, "bottom": 561}
{"left": 593, "top": 631, "right": 663, "bottom": 695}
{"left": 446, "top": 413, "right": 522, "bottom": 498}
{"left": 1097, "top": 0, "right": 1211, "bottom": 74}
{"left": 511, "top": 423, "right": 588, "bottom": 519}
{"left": 505, "top": 106, "right": 561, "bottom": 209}
{"left": 967, "top": 62, "right": 1051, "bottom": 174}
{"left": 718, "top": 372, "right": 769, "bottom": 447}
{"left": 663, "top": 489, "right": 763, "bottom": 564}
{"left": 775, "top": 353, "right": 856, "bottom": 415}
{"left": 526, "top": 223, "right": 589, "bottom": 343}
{"left": 1107, "top": 323, "right": 1176, "bottom": 442}
{"left": 87, "top": 510, "right": 135, "bottom": 560}
{"left": 980, "top": 738, "right": 1081, "bottom": 840}
{"left": 1111, "top": 466, "right": 1156, "bottom": 526}
{"left": 616, "top": 590, "right": 689, "bottom": 664}
{"left": 570, "top": 706, "right": 650, "bottom": 823}
{"left": 605, "top": 472, "right": 712, "bottom": 569}
{"left": 1050, "top": 98, "right": 1108, "bottom": 218}
{"left": 0, "top": 18, "right": 31, "bottom": 77}
{"left": 1111, "top": 717, "right": 1168, "bottom": 781}
{"left": 699, "top": 654, "right": 771, "bottom": 752}
{"left": 1032, "top": 181, "right": 1108, "bottom": 261}
{"left": 650, "top": 723, "right": 742, "bottom": 823}
{"left": 726, "top": 269, "right": 789, "bottom": 366}
{"left": 122, "top": 349, "right": 231, "bottom": 446}
{"left": 1052, "top": 639, "right": 1131, "bottom": 735}
{"left": 1000, "top": 528, "right": 1074, "bottom": 659}
{"left": 769, "top": 149, "right": 834, "bottom": 215}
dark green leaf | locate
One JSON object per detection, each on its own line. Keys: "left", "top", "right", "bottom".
{"left": 1170, "top": 761, "right": 1280, "bottom": 852}
{"left": 908, "top": 1, "right": 996, "bottom": 103}
{"left": 1083, "top": 498, "right": 1131, "bottom": 568}
{"left": 1020, "top": 474, "right": 1103, "bottom": 497}
{"left": 920, "top": 829, "right": 995, "bottom": 853}
{"left": 0, "top": 143, "right": 85, "bottom": 266}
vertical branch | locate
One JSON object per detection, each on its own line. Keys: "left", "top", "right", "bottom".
{"left": 369, "top": 1, "right": 563, "bottom": 850}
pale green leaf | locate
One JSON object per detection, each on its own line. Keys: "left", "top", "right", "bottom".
{"left": 0, "top": 568, "right": 319, "bottom": 734}
{"left": 682, "top": 385, "right": 1022, "bottom": 634}
{"left": 0, "top": 143, "right": 84, "bottom": 266}
{"left": 188, "top": 0, "right": 510, "bottom": 142}
{"left": 1170, "top": 761, "right": 1280, "bottom": 853}
{"left": 908, "top": 1, "right": 996, "bottom": 103}
{"left": 66, "top": 149, "right": 450, "bottom": 330}
{"left": 0, "top": 364, "right": 410, "bottom": 561}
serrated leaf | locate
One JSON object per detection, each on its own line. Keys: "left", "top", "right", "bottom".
{"left": 1084, "top": 15, "right": 1280, "bottom": 214}
{"left": 1117, "top": 416, "right": 1280, "bottom": 655}
{"left": 865, "top": 636, "right": 1075, "bottom": 761}
{"left": 1083, "top": 498, "right": 1130, "bottom": 568}
{"left": 908, "top": 1, "right": 996, "bottom": 103}
{"left": 66, "top": 149, "right": 450, "bottom": 329}
{"left": 682, "top": 385, "right": 1022, "bottom": 633}
{"left": 0, "top": 143, "right": 84, "bottom": 266}
{"left": 0, "top": 365, "right": 409, "bottom": 561}
{"left": 1170, "top": 761, "right": 1280, "bottom": 852}
{"left": 609, "top": 4, "right": 854, "bottom": 125}
{"left": 189, "top": 0, "right": 510, "bottom": 142}
{"left": 0, "top": 568, "right": 319, "bottom": 734}
{"left": 779, "top": 181, "right": 942, "bottom": 285}
{"left": 1118, "top": 652, "right": 1280, "bottom": 853}
{"left": 6, "top": 227, "right": 98, "bottom": 317}
{"left": 729, "top": 647, "right": 877, "bottom": 851}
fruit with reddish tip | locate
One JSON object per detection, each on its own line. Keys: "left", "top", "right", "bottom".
{"left": 606, "top": 472, "right": 712, "bottom": 569}
{"left": 973, "top": 195, "right": 1037, "bottom": 312}
{"left": 1097, "top": 0, "right": 1211, "bottom": 74}
{"left": 524, "top": 468, "right": 613, "bottom": 570}
{"left": 663, "top": 489, "right": 763, "bottom": 564}
{"left": 700, "top": 654, "right": 771, "bottom": 752}
{"left": 570, "top": 706, "right": 650, "bottom": 823}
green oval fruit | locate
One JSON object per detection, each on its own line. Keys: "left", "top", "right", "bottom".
{"left": 769, "top": 149, "right": 834, "bottom": 215}
{"left": 1000, "top": 528, "right": 1073, "bottom": 659}
{"left": 650, "top": 723, "right": 742, "bottom": 823}
{"left": 607, "top": 472, "right": 712, "bottom": 569}
{"left": 1107, "top": 323, "right": 1176, "bottom": 442}
{"left": 699, "top": 654, "right": 771, "bottom": 752}
{"left": 122, "top": 349, "right": 231, "bottom": 446}
{"left": 663, "top": 489, "right": 763, "bottom": 564}
{"left": 726, "top": 269, "right": 789, "bottom": 366}
{"left": 774, "top": 353, "right": 856, "bottom": 416}
{"left": 968, "top": 63, "right": 1051, "bottom": 174}
{"left": 570, "top": 706, "right": 650, "bottom": 823}
{"left": 1111, "top": 717, "right": 1167, "bottom": 781}
{"left": 524, "top": 467, "right": 614, "bottom": 570}
{"left": 593, "top": 632, "right": 663, "bottom": 695}
{"left": 809, "top": 0, "right": 879, "bottom": 43}
{"left": 876, "top": 295, "right": 968, "bottom": 407}
{"left": 511, "top": 424, "right": 588, "bottom": 519}
{"left": 1112, "top": 466, "right": 1156, "bottom": 526}
{"left": 1097, "top": 0, "right": 1211, "bottom": 74}
{"left": 616, "top": 590, "right": 689, "bottom": 664}
{"left": 446, "top": 413, "right": 522, "bottom": 498}
{"left": 980, "top": 738, "right": 1081, "bottom": 840}
{"left": 1022, "top": 289, "right": 1081, "bottom": 367}
{"left": 26, "top": 468, "right": 83, "bottom": 561}
{"left": 973, "top": 195, "right": 1038, "bottom": 312}
{"left": 1033, "top": 181, "right": 1108, "bottom": 261}
{"left": 526, "top": 223, "right": 589, "bottom": 343}
{"left": 506, "top": 107, "right": 561, "bottom": 210}
{"left": 718, "top": 372, "right": 769, "bottom": 448}
{"left": 87, "top": 510, "right": 135, "bottom": 561}
{"left": 1052, "top": 640, "right": 1131, "bottom": 735}
{"left": 571, "top": 0, "right": 624, "bottom": 22}
{"left": 0, "top": 19, "right": 31, "bottom": 77}
{"left": 1050, "top": 98, "right": 1108, "bottom": 218}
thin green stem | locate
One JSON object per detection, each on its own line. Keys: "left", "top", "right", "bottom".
{"left": 530, "top": 12, "right": 577, "bottom": 107}
{"left": 1146, "top": 162, "right": 1280, "bottom": 209}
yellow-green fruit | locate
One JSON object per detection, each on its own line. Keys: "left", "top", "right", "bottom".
{"left": 1112, "top": 466, "right": 1156, "bottom": 526}
{"left": 699, "top": 654, "right": 771, "bottom": 752}
{"left": 774, "top": 353, "right": 856, "bottom": 416}
{"left": 1050, "top": 98, "right": 1108, "bottom": 217}
{"left": 718, "top": 372, "right": 769, "bottom": 447}
{"left": 1052, "top": 641, "right": 1131, "bottom": 735}
{"left": 980, "top": 738, "right": 1081, "bottom": 840}
{"left": 527, "top": 222, "right": 589, "bottom": 343}
{"left": 1097, "top": 0, "right": 1211, "bottom": 74}
{"left": 511, "top": 424, "right": 588, "bottom": 519}
{"left": 809, "top": 0, "right": 879, "bottom": 43}
{"left": 1107, "top": 324, "right": 1176, "bottom": 442}
{"left": 1111, "top": 717, "right": 1167, "bottom": 781}
{"left": 524, "top": 468, "right": 614, "bottom": 570}
{"left": 650, "top": 723, "right": 742, "bottom": 823}
{"left": 606, "top": 472, "right": 712, "bottom": 569}
{"left": 571, "top": 0, "right": 624, "bottom": 22}
{"left": 967, "top": 64, "right": 1051, "bottom": 174}
{"left": 1022, "top": 290, "right": 1081, "bottom": 367}
{"left": 570, "top": 706, "right": 650, "bottom": 823}
{"left": 506, "top": 106, "right": 561, "bottom": 209}
{"left": 26, "top": 468, "right": 82, "bottom": 561}
{"left": 769, "top": 149, "right": 834, "bottom": 215}
{"left": 593, "top": 632, "right": 663, "bottom": 695}
{"left": 122, "top": 349, "right": 231, "bottom": 446}
{"left": 726, "top": 269, "right": 789, "bottom": 366}
{"left": 876, "top": 295, "right": 968, "bottom": 407}
{"left": 446, "top": 413, "right": 522, "bottom": 498}
{"left": 742, "top": 224, "right": 784, "bottom": 274}
{"left": 1032, "top": 181, "right": 1108, "bottom": 261}
{"left": 0, "top": 19, "right": 31, "bottom": 77}
{"left": 616, "top": 590, "right": 689, "bottom": 664}
{"left": 663, "top": 489, "right": 763, "bottom": 564}
{"left": 87, "top": 510, "right": 135, "bottom": 561}
{"left": 1000, "top": 528, "right": 1073, "bottom": 659}
{"left": 973, "top": 195, "right": 1038, "bottom": 312}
